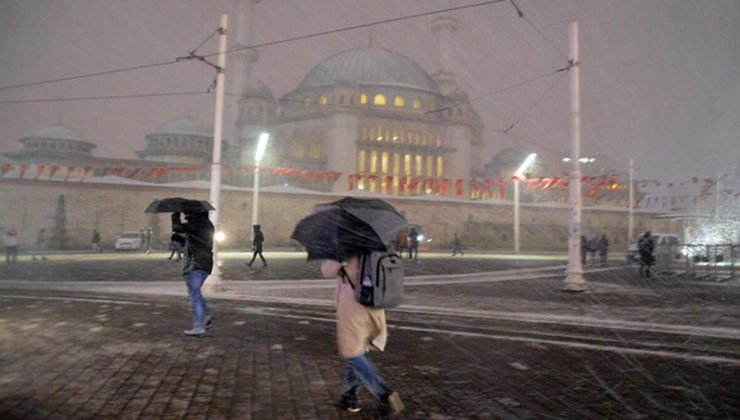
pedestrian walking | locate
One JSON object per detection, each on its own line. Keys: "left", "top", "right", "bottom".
{"left": 580, "top": 235, "right": 588, "bottom": 266}
{"left": 321, "top": 257, "right": 404, "bottom": 417}
{"left": 451, "top": 232, "right": 464, "bottom": 256}
{"left": 171, "top": 211, "right": 214, "bottom": 337}
{"left": 3, "top": 227, "right": 18, "bottom": 263}
{"left": 637, "top": 231, "right": 655, "bottom": 278}
{"left": 407, "top": 227, "right": 419, "bottom": 260}
{"left": 167, "top": 234, "right": 184, "bottom": 261}
{"left": 91, "top": 228, "right": 101, "bottom": 253}
{"left": 597, "top": 234, "right": 609, "bottom": 267}
{"left": 32, "top": 228, "right": 48, "bottom": 261}
{"left": 245, "top": 224, "right": 267, "bottom": 267}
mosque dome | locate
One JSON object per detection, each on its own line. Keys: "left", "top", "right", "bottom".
{"left": 296, "top": 47, "right": 439, "bottom": 93}
{"left": 33, "top": 125, "right": 86, "bottom": 142}
{"left": 153, "top": 117, "right": 213, "bottom": 137}
{"left": 244, "top": 82, "right": 274, "bottom": 100}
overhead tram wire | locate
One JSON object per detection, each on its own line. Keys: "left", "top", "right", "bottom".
{"left": 502, "top": 69, "right": 568, "bottom": 134}
{"left": 0, "top": 0, "right": 507, "bottom": 93}
{"left": 0, "top": 91, "right": 212, "bottom": 105}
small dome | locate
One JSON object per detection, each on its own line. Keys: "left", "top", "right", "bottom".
{"left": 297, "top": 47, "right": 439, "bottom": 93}
{"left": 34, "top": 125, "right": 86, "bottom": 142}
{"left": 244, "top": 82, "right": 273, "bottom": 100}
{"left": 154, "top": 117, "right": 213, "bottom": 137}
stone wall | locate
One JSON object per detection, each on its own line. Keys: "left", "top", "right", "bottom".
{"left": 0, "top": 179, "right": 661, "bottom": 252}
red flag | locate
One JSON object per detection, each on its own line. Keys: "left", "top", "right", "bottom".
{"left": 155, "top": 167, "right": 169, "bottom": 178}
{"left": 127, "top": 167, "right": 142, "bottom": 179}
{"left": 1, "top": 163, "right": 12, "bottom": 176}
{"left": 33, "top": 164, "right": 45, "bottom": 180}
{"left": 19, "top": 164, "right": 29, "bottom": 179}
{"left": 455, "top": 179, "right": 464, "bottom": 197}
{"left": 48, "top": 165, "right": 60, "bottom": 178}
{"left": 140, "top": 168, "right": 156, "bottom": 180}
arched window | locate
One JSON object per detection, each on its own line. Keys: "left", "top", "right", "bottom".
{"left": 394, "top": 96, "right": 405, "bottom": 107}
{"left": 360, "top": 94, "right": 368, "bottom": 105}
{"left": 318, "top": 95, "right": 328, "bottom": 105}
{"left": 373, "top": 94, "right": 386, "bottom": 105}
{"left": 413, "top": 98, "right": 422, "bottom": 109}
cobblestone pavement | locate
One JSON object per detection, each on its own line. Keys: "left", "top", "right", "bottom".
{"left": 1, "top": 258, "right": 739, "bottom": 418}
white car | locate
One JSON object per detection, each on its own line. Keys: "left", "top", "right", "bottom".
{"left": 114, "top": 232, "right": 142, "bottom": 251}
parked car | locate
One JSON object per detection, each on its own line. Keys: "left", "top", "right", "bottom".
{"left": 114, "top": 232, "right": 143, "bottom": 251}
{"left": 626, "top": 233, "right": 681, "bottom": 264}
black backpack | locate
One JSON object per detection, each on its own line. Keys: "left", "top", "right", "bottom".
{"left": 342, "top": 251, "right": 404, "bottom": 309}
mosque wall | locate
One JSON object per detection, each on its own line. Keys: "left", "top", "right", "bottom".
{"left": 0, "top": 179, "right": 659, "bottom": 253}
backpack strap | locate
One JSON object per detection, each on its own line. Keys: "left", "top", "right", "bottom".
{"left": 339, "top": 265, "right": 356, "bottom": 289}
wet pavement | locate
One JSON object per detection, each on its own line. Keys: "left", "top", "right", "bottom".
{"left": 1, "top": 253, "right": 739, "bottom": 418}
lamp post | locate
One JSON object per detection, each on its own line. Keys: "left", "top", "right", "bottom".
{"left": 251, "top": 132, "right": 269, "bottom": 231}
{"left": 563, "top": 21, "right": 587, "bottom": 292}
{"left": 514, "top": 153, "right": 537, "bottom": 254}
{"left": 204, "top": 13, "right": 228, "bottom": 293}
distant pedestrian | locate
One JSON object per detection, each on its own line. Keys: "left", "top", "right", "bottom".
{"left": 580, "top": 235, "right": 588, "bottom": 265}
{"left": 171, "top": 211, "right": 214, "bottom": 337}
{"left": 637, "top": 231, "right": 655, "bottom": 278}
{"left": 91, "top": 228, "right": 101, "bottom": 253}
{"left": 321, "top": 257, "right": 404, "bottom": 417}
{"left": 597, "top": 234, "right": 609, "bottom": 267}
{"left": 451, "top": 233, "right": 464, "bottom": 256}
{"left": 167, "top": 233, "right": 183, "bottom": 261}
{"left": 4, "top": 227, "right": 18, "bottom": 263}
{"left": 407, "top": 227, "right": 419, "bottom": 260}
{"left": 245, "top": 224, "right": 267, "bottom": 268}
{"left": 32, "top": 228, "right": 48, "bottom": 261}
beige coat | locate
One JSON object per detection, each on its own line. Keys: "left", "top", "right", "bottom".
{"left": 321, "top": 258, "right": 388, "bottom": 358}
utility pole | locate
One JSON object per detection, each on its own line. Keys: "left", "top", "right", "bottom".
{"left": 205, "top": 13, "right": 228, "bottom": 292}
{"left": 628, "top": 157, "right": 635, "bottom": 242}
{"left": 563, "top": 21, "right": 587, "bottom": 292}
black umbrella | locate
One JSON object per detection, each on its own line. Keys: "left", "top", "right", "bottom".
{"left": 291, "top": 197, "right": 407, "bottom": 261}
{"left": 144, "top": 197, "right": 215, "bottom": 213}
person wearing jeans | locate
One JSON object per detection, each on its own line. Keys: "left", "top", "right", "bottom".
{"left": 321, "top": 258, "right": 404, "bottom": 417}
{"left": 172, "top": 211, "right": 214, "bottom": 337}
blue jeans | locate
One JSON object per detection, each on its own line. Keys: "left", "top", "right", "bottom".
{"left": 343, "top": 353, "right": 389, "bottom": 400}
{"left": 185, "top": 270, "right": 209, "bottom": 329}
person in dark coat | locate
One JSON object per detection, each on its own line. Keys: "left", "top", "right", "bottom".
{"left": 171, "top": 211, "right": 214, "bottom": 337}
{"left": 32, "top": 228, "right": 48, "bottom": 261}
{"left": 245, "top": 224, "right": 267, "bottom": 267}
{"left": 91, "top": 228, "right": 101, "bottom": 253}
{"left": 451, "top": 233, "right": 464, "bottom": 256}
{"left": 597, "top": 234, "right": 609, "bottom": 266}
{"left": 580, "top": 235, "right": 588, "bottom": 265}
{"left": 637, "top": 231, "right": 655, "bottom": 278}
{"left": 407, "top": 228, "right": 419, "bottom": 260}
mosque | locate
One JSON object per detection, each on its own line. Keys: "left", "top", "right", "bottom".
{"left": 1, "top": 5, "right": 496, "bottom": 197}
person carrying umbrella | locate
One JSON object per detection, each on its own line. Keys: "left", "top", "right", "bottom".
{"left": 170, "top": 209, "right": 215, "bottom": 337}
{"left": 292, "top": 197, "right": 406, "bottom": 417}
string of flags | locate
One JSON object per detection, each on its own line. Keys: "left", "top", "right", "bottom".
{"left": 1, "top": 161, "right": 737, "bottom": 207}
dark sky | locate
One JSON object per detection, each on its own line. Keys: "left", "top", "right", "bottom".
{"left": 1, "top": 0, "right": 739, "bottom": 181}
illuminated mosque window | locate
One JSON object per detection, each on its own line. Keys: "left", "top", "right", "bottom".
{"left": 413, "top": 99, "right": 422, "bottom": 109}
{"left": 394, "top": 96, "right": 405, "bottom": 107}
{"left": 318, "top": 95, "right": 328, "bottom": 105}
{"left": 360, "top": 94, "right": 368, "bottom": 105}
{"left": 373, "top": 94, "right": 386, "bottom": 105}
{"left": 437, "top": 156, "right": 444, "bottom": 177}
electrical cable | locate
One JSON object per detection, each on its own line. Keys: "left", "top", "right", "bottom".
{"left": 0, "top": 91, "right": 211, "bottom": 104}
{"left": 0, "top": 0, "right": 506, "bottom": 92}
{"left": 502, "top": 69, "right": 567, "bottom": 134}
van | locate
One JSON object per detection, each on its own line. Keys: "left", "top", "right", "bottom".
{"left": 114, "top": 232, "right": 143, "bottom": 251}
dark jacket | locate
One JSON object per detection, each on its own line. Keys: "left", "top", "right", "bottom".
{"left": 252, "top": 229, "right": 264, "bottom": 252}
{"left": 637, "top": 235, "right": 655, "bottom": 264}
{"left": 172, "top": 212, "right": 214, "bottom": 276}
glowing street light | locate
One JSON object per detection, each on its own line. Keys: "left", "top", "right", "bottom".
{"left": 251, "top": 132, "right": 270, "bottom": 228}
{"left": 514, "top": 153, "right": 537, "bottom": 254}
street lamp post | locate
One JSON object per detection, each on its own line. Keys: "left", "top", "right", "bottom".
{"left": 514, "top": 153, "right": 537, "bottom": 254}
{"left": 251, "top": 132, "right": 269, "bottom": 231}
{"left": 204, "top": 13, "right": 228, "bottom": 293}
{"left": 563, "top": 21, "right": 587, "bottom": 292}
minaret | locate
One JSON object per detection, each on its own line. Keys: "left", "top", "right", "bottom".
{"left": 232, "top": 0, "right": 260, "bottom": 95}
{"left": 431, "top": 16, "right": 458, "bottom": 95}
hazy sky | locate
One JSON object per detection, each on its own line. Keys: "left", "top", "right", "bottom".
{"left": 1, "top": 0, "right": 738, "bottom": 182}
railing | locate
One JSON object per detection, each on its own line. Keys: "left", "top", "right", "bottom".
{"left": 656, "top": 243, "right": 738, "bottom": 281}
